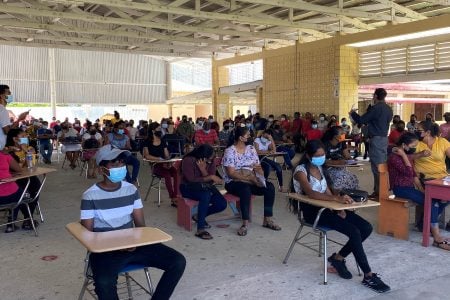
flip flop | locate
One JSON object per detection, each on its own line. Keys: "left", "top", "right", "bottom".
{"left": 433, "top": 240, "right": 450, "bottom": 251}
{"left": 195, "top": 231, "right": 213, "bottom": 240}
{"left": 237, "top": 225, "right": 247, "bottom": 236}
{"left": 262, "top": 221, "right": 282, "bottom": 231}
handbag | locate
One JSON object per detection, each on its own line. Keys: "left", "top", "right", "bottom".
{"left": 340, "top": 189, "right": 368, "bottom": 202}
{"left": 237, "top": 167, "right": 266, "bottom": 188}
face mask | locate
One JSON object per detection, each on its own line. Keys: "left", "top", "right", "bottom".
{"left": 209, "top": 119, "right": 214, "bottom": 123}
{"left": 397, "top": 126, "right": 405, "bottom": 132}
{"left": 117, "top": 129, "right": 124, "bottom": 135}
{"left": 224, "top": 125, "right": 229, "bottom": 130}
{"left": 161, "top": 123, "right": 168, "bottom": 129}
{"left": 19, "top": 137, "right": 29, "bottom": 145}
{"left": 426, "top": 117, "right": 432, "bottom": 121}
{"left": 5, "top": 95, "right": 13, "bottom": 104}
{"left": 268, "top": 118, "right": 274, "bottom": 122}
{"left": 280, "top": 117, "right": 285, "bottom": 121}
{"left": 405, "top": 147, "right": 416, "bottom": 154}
{"left": 229, "top": 124, "right": 234, "bottom": 129}
{"left": 342, "top": 121, "right": 347, "bottom": 126}
{"left": 312, "top": 124, "right": 318, "bottom": 129}
{"left": 274, "top": 125, "right": 281, "bottom": 130}
{"left": 90, "top": 130, "right": 97, "bottom": 135}
{"left": 106, "top": 166, "right": 127, "bottom": 183}
{"left": 260, "top": 137, "right": 268, "bottom": 143}
{"left": 311, "top": 155, "right": 326, "bottom": 167}
{"left": 319, "top": 117, "right": 325, "bottom": 121}
{"left": 204, "top": 130, "right": 210, "bottom": 134}
{"left": 43, "top": 126, "right": 48, "bottom": 129}
{"left": 246, "top": 123, "right": 252, "bottom": 128}
{"left": 154, "top": 131, "right": 162, "bottom": 138}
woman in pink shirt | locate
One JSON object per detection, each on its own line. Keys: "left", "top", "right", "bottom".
{"left": 0, "top": 150, "right": 24, "bottom": 232}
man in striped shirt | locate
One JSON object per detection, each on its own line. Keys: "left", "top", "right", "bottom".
{"left": 80, "top": 145, "right": 186, "bottom": 300}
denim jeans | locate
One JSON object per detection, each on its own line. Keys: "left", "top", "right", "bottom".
{"left": 225, "top": 180, "right": 275, "bottom": 221}
{"left": 90, "top": 243, "right": 186, "bottom": 300}
{"left": 393, "top": 186, "right": 448, "bottom": 226}
{"left": 180, "top": 184, "right": 227, "bottom": 230}
{"left": 261, "top": 158, "right": 283, "bottom": 188}
{"left": 125, "top": 154, "right": 140, "bottom": 183}
{"left": 369, "top": 136, "right": 388, "bottom": 194}
{"left": 39, "top": 142, "right": 53, "bottom": 162}
{"left": 304, "top": 209, "right": 373, "bottom": 274}
{"left": 276, "top": 145, "right": 295, "bottom": 168}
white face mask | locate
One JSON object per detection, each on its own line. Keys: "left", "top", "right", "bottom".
{"left": 260, "top": 137, "right": 269, "bottom": 143}
{"left": 268, "top": 118, "right": 274, "bottom": 122}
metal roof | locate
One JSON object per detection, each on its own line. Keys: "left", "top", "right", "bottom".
{"left": 0, "top": 0, "right": 449, "bottom": 58}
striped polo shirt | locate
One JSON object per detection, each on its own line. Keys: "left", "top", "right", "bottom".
{"left": 80, "top": 182, "right": 143, "bottom": 232}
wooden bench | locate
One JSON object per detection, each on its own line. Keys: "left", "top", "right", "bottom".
{"left": 377, "top": 163, "right": 416, "bottom": 240}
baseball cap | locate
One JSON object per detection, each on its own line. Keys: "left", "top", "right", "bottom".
{"left": 95, "top": 144, "right": 129, "bottom": 166}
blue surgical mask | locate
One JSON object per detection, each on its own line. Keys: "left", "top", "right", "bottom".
{"left": 19, "top": 137, "right": 29, "bottom": 145}
{"left": 311, "top": 155, "right": 326, "bottom": 167}
{"left": 260, "top": 137, "right": 268, "bottom": 143}
{"left": 246, "top": 123, "right": 252, "bottom": 128}
{"left": 5, "top": 95, "right": 14, "bottom": 104}
{"left": 204, "top": 130, "right": 210, "bottom": 134}
{"left": 342, "top": 121, "right": 347, "bottom": 126}
{"left": 161, "top": 123, "right": 168, "bottom": 129}
{"left": 106, "top": 165, "right": 127, "bottom": 183}
{"left": 312, "top": 124, "right": 318, "bottom": 129}
{"left": 117, "top": 129, "right": 124, "bottom": 135}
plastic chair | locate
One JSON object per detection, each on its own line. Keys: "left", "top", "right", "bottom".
{"left": 78, "top": 252, "right": 153, "bottom": 300}
{"left": 283, "top": 202, "right": 361, "bottom": 284}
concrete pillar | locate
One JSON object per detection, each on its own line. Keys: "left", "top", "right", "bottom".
{"left": 48, "top": 48, "right": 57, "bottom": 118}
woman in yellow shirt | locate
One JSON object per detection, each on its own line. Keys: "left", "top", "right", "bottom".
{"left": 415, "top": 122, "right": 450, "bottom": 180}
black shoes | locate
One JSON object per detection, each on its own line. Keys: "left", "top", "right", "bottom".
{"left": 328, "top": 253, "right": 352, "bottom": 279}
{"left": 362, "top": 273, "right": 391, "bottom": 293}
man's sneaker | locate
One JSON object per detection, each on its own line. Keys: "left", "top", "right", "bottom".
{"left": 362, "top": 273, "right": 391, "bottom": 293}
{"left": 327, "top": 253, "right": 352, "bottom": 279}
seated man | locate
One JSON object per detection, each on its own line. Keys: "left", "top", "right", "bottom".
{"left": 36, "top": 121, "right": 53, "bottom": 164}
{"left": 80, "top": 145, "right": 186, "bottom": 300}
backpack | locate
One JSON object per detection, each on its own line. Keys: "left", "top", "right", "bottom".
{"left": 84, "top": 135, "right": 99, "bottom": 149}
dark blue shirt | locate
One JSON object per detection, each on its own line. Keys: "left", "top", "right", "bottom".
{"left": 351, "top": 102, "right": 393, "bottom": 137}
{"left": 37, "top": 128, "right": 53, "bottom": 145}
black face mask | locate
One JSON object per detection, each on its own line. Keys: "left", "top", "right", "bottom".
{"left": 426, "top": 117, "right": 432, "bottom": 121}
{"left": 154, "top": 131, "right": 162, "bottom": 138}
{"left": 224, "top": 125, "right": 229, "bottom": 130}
{"left": 274, "top": 125, "right": 281, "bottom": 130}
{"left": 89, "top": 130, "right": 96, "bottom": 135}
{"left": 405, "top": 147, "right": 416, "bottom": 154}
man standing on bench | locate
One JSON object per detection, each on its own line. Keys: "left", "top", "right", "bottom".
{"left": 80, "top": 145, "right": 186, "bottom": 300}
{"left": 350, "top": 88, "right": 393, "bottom": 200}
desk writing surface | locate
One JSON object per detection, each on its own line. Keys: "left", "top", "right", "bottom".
{"left": 66, "top": 222, "right": 173, "bottom": 253}
{"left": 425, "top": 179, "right": 450, "bottom": 187}
{"left": 287, "top": 193, "right": 379, "bottom": 211}
{"left": 1, "top": 167, "right": 56, "bottom": 182}
{"left": 143, "top": 158, "right": 182, "bottom": 164}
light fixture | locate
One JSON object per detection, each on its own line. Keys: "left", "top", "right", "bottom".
{"left": 348, "top": 27, "right": 450, "bottom": 47}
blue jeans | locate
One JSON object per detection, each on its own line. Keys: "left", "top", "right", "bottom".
{"left": 393, "top": 186, "right": 448, "bottom": 226}
{"left": 124, "top": 154, "right": 140, "bottom": 183}
{"left": 180, "top": 184, "right": 227, "bottom": 230}
{"left": 261, "top": 158, "right": 283, "bottom": 188}
{"left": 90, "top": 243, "right": 186, "bottom": 300}
{"left": 39, "top": 142, "right": 53, "bottom": 162}
{"left": 276, "top": 145, "right": 295, "bottom": 168}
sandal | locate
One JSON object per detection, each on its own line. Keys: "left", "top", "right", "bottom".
{"left": 237, "top": 225, "right": 247, "bottom": 236}
{"left": 195, "top": 230, "right": 213, "bottom": 240}
{"left": 4, "top": 224, "right": 18, "bottom": 233}
{"left": 433, "top": 240, "right": 450, "bottom": 251}
{"left": 192, "top": 215, "right": 211, "bottom": 229}
{"left": 22, "top": 219, "right": 39, "bottom": 231}
{"left": 263, "top": 221, "right": 282, "bottom": 231}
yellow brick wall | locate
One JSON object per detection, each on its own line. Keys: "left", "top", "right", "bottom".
{"left": 337, "top": 46, "right": 359, "bottom": 119}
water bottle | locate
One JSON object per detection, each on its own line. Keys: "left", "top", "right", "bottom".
{"left": 26, "top": 151, "right": 34, "bottom": 169}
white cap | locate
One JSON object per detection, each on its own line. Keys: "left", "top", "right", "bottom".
{"left": 95, "top": 145, "right": 129, "bottom": 166}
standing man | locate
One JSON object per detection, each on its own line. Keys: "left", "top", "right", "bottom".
{"left": 350, "top": 88, "right": 393, "bottom": 199}
{"left": 0, "top": 84, "right": 29, "bottom": 150}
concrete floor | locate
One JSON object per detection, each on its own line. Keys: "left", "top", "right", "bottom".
{"left": 1, "top": 156, "right": 449, "bottom": 300}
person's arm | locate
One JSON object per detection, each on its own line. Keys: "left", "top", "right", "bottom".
{"left": 142, "top": 146, "right": 161, "bottom": 160}
{"left": 8, "top": 155, "right": 22, "bottom": 173}
{"left": 389, "top": 151, "right": 414, "bottom": 177}
{"left": 81, "top": 219, "right": 94, "bottom": 231}
{"left": 268, "top": 137, "right": 276, "bottom": 153}
{"left": 98, "top": 136, "right": 104, "bottom": 147}
{"left": 103, "top": 134, "right": 110, "bottom": 145}
{"left": 163, "top": 146, "right": 170, "bottom": 159}
{"left": 132, "top": 208, "right": 146, "bottom": 227}
{"left": 294, "top": 169, "right": 352, "bottom": 204}
{"left": 124, "top": 137, "right": 131, "bottom": 150}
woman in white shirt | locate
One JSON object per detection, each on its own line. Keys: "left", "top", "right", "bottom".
{"left": 254, "top": 129, "right": 284, "bottom": 191}
{"left": 291, "top": 139, "right": 390, "bottom": 293}
{"left": 57, "top": 123, "right": 81, "bottom": 169}
{"left": 223, "top": 126, "right": 281, "bottom": 236}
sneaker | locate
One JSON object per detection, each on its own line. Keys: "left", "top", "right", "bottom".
{"left": 327, "top": 253, "right": 352, "bottom": 279}
{"left": 362, "top": 273, "right": 390, "bottom": 293}
{"left": 368, "top": 192, "right": 378, "bottom": 200}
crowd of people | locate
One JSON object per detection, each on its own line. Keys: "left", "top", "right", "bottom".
{"left": 3, "top": 83, "right": 450, "bottom": 297}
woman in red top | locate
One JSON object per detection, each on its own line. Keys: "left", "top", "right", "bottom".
{"left": 388, "top": 120, "right": 406, "bottom": 146}
{"left": 305, "top": 120, "right": 323, "bottom": 141}
{"left": 388, "top": 132, "right": 449, "bottom": 250}
{"left": 0, "top": 150, "right": 24, "bottom": 232}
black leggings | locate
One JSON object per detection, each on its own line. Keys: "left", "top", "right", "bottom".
{"left": 225, "top": 181, "right": 275, "bottom": 221}
{"left": 304, "top": 209, "right": 373, "bottom": 274}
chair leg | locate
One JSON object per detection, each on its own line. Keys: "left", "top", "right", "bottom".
{"left": 283, "top": 224, "right": 304, "bottom": 264}
{"left": 323, "top": 232, "right": 328, "bottom": 285}
{"left": 125, "top": 272, "right": 133, "bottom": 300}
{"left": 78, "top": 278, "right": 90, "bottom": 300}
{"left": 36, "top": 200, "right": 44, "bottom": 222}
{"left": 157, "top": 179, "right": 162, "bottom": 207}
{"left": 318, "top": 231, "right": 323, "bottom": 257}
{"left": 143, "top": 268, "right": 154, "bottom": 296}
{"left": 25, "top": 204, "right": 38, "bottom": 237}
{"left": 144, "top": 176, "right": 155, "bottom": 201}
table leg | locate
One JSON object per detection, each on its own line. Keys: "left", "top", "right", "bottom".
{"left": 422, "top": 187, "right": 432, "bottom": 247}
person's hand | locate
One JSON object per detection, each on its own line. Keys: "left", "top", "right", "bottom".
{"left": 17, "top": 110, "right": 29, "bottom": 121}
{"left": 392, "top": 147, "right": 406, "bottom": 157}
{"left": 421, "top": 150, "right": 431, "bottom": 158}
{"left": 414, "top": 177, "right": 424, "bottom": 192}
{"left": 337, "top": 210, "right": 347, "bottom": 219}
{"left": 337, "top": 195, "right": 353, "bottom": 204}
{"left": 209, "top": 175, "right": 223, "bottom": 185}
{"left": 253, "top": 164, "right": 264, "bottom": 175}
{"left": 196, "top": 158, "right": 208, "bottom": 173}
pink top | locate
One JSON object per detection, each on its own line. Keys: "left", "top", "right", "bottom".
{"left": 0, "top": 152, "right": 19, "bottom": 197}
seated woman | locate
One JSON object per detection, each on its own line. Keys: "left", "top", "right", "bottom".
{"left": 292, "top": 140, "right": 390, "bottom": 293}
{"left": 222, "top": 126, "right": 281, "bottom": 236}
{"left": 414, "top": 121, "right": 450, "bottom": 230}
{"left": 5, "top": 129, "right": 41, "bottom": 230}
{"left": 82, "top": 125, "right": 103, "bottom": 179}
{"left": 180, "top": 144, "right": 227, "bottom": 240}
{"left": 254, "top": 129, "right": 284, "bottom": 192}
{"left": 105, "top": 121, "right": 140, "bottom": 184}
{"left": 388, "top": 133, "right": 449, "bottom": 250}
{"left": 321, "top": 127, "right": 359, "bottom": 192}
{"left": 0, "top": 148, "right": 25, "bottom": 233}
{"left": 142, "top": 122, "right": 179, "bottom": 207}
{"left": 57, "top": 122, "right": 81, "bottom": 169}
{"left": 271, "top": 121, "right": 295, "bottom": 170}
